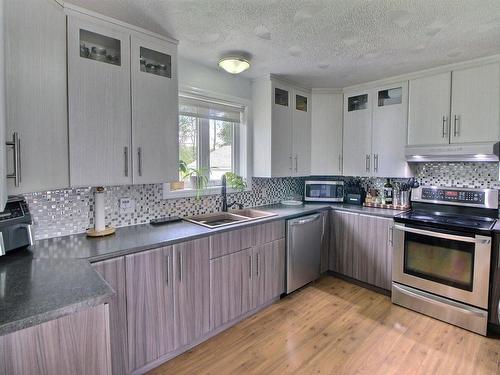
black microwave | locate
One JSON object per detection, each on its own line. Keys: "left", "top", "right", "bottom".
{"left": 304, "top": 180, "right": 344, "bottom": 202}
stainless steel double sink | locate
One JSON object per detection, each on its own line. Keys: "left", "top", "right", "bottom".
{"left": 184, "top": 209, "right": 277, "bottom": 228}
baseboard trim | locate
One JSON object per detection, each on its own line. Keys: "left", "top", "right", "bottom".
{"left": 327, "top": 271, "right": 391, "bottom": 297}
{"left": 131, "top": 297, "right": 280, "bottom": 375}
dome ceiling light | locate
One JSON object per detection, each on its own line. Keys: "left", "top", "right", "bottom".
{"left": 218, "top": 56, "right": 250, "bottom": 74}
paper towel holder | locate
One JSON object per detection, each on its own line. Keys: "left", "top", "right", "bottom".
{"left": 86, "top": 186, "right": 116, "bottom": 237}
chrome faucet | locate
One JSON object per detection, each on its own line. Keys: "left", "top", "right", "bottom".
{"left": 221, "top": 175, "right": 243, "bottom": 212}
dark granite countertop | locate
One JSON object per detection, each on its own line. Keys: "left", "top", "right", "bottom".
{"left": 0, "top": 202, "right": 405, "bottom": 337}
{"left": 329, "top": 203, "right": 408, "bottom": 218}
{"left": 0, "top": 251, "right": 114, "bottom": 336}
{"left": 32, "top": 203, "right": 334, "bottom": 262}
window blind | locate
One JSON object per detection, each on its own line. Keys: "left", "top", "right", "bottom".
{"left": 179, "top": 96, "right": 242, "bottom": 123}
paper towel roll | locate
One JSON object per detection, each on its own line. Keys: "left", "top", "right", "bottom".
{"left": 94, "top": 187, "right": 105, "bottom": 232}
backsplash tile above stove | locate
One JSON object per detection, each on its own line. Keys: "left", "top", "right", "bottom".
{"left": 414, "top": 162, "right": 499, "bottom": 188}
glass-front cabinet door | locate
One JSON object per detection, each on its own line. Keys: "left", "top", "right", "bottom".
{"left": 131, "top": 34, "right": 178, "bottom": 184}
{"left": 67, "top": 14, "right": 132, "bottom": 187}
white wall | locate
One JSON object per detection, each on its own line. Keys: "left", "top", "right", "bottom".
{"left": 178, "top": 57, "right": 252, "bottom": 100}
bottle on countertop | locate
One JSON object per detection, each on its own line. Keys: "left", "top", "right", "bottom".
{"left": 384, "top": 178, "right": 393, "bottom": 205}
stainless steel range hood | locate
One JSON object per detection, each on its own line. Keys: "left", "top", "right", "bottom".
{"left": 405, "top": 142, "right": 500, "bottom": 162}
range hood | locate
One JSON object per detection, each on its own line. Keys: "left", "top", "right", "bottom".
{"left": 405, "top": 142, "right": 500, "bottom": 162}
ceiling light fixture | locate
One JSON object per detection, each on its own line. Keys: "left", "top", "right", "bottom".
{"left": 218, "top": 56, "right": 250, "bottom": 74}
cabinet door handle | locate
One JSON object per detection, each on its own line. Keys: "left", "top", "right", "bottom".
{"left": 365, "top": 154, "right": 370, "bottom": 172}
{"left": 124, "top": 146, "right": 129, "bottom": 177}
{"left": 338, "top": 154, "right": 342, "bottom": 173}
{"left": 6, "top": 132, "right": 21, "bottom": 187}
{"left": 442, "top": 116, "right": 448, "bottom": 138}
{"left": 248, "top": 255, "right": 252, "bottom": 279}
{"left": 373, "top": 154, "right": 379, "bottom": 173}
{"left": 453, "top": 115, "right": 459, "bottom": 137}
{"left": 165, "top": 254, "right": 170, "bottom": 286}
{"left": 289, "top": 155, "right": 293, "bottom": 171}
{"left": 388, "top": 225, "right": 394, "bottom": 246}
{"left": 178, "top": 250, "right": 183, "bottom": 282}
{"left": 137, "top": 147, "right": 142, "bottom": 177}
{"left": 294, "top": 155, "right": 298, "bottom": 173}
{"left": 256, "top": 252, "right": 260, "bottom": 276}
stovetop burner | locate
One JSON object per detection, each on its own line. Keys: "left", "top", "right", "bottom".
{"left": 396, "top": 210, "right": 497, "bottom": 231}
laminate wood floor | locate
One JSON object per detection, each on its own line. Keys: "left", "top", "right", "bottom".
{"left": 149, "top": 276, "right": 500, "bottom": 375}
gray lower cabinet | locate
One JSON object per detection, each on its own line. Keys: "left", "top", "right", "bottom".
{"left": 330, "top": 210, "right": 359, "bottom": 277}
{"left": 92, "top": 257, "right": 128, "bottom": 375}
{"left": 125, "top": 238, "right": 210, "bottom": 372}
{"left": 210, "top": 248, "right": 253, "bottom": 329}
{"left": 125, "top": 246, "right": 175, "bottom": 372}
{"left": 0, "top": 304, "right": 111, "bottom": 375}
{"left": 358, "top": 214, "right": 393, "bottom": 290}
{"left": 261, "top": 238, "right": 286, "bottom": 303}
{"left": 252, "top": 239, "right": 286, "bottom": 308}
{"left": 211, "top": 237, "right": 285, "bottom": 330}
{"left": 173, "top": 238, "right": 211, "bottom": 348}
{"left": 330, "top": 210, "right": 393, "bottom": 290}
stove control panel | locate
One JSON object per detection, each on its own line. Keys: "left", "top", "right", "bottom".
{"left": 420, "top": 188, "right": 484, "bottom": 204}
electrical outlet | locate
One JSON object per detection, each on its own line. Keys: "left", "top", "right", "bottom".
{"left": 261, "top": 187, "right": 268, "bottom": 199}
{"left": 119, "top": 197, "right": 135, "bottom": 215}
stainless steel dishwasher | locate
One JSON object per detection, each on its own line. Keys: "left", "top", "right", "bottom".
{"left": 286, "top": 213, "right": 322, "bottom": 293}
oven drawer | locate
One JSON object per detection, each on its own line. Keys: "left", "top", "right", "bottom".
{"left": 392, "top": 283, "right": 487, "bottom": 335}
{"left": 392, "top": 224, "right": 491, "bottom": 309}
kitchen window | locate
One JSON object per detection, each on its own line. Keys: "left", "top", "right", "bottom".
{"left": 167, "top": 93, "right": 247, "bottom": 196}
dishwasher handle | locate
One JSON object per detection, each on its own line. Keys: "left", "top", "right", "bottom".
{"left": 289, "top": 213, "right": 321, "bottom": 226}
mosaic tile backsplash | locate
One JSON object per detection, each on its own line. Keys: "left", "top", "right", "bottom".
{"left": 24, "top": 162, "right": 500, "bottom": 240}
{"left": 25, "top": 177, "right": 305, "bottom": 240}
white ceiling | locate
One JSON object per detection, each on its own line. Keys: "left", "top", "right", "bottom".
{"left": 67, "top": 0, "right": 500, "bottom": 88}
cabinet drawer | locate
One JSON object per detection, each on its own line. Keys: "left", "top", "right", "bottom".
{"left": 253, "top": 220, "right": 285, "bottom": 246}
{"left": 210, "top": 220, "right": 285, "bottom": 259}
{"left": 210, "top": 226, "right": 253, "bottom": 259}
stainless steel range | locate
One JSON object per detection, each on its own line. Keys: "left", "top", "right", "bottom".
{"left": 392, "top": 186, "right": 498, "bottom": 335}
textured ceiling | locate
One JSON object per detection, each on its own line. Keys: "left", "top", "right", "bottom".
{"left": 66, "top": 0, "right": 500, "bottom": 88}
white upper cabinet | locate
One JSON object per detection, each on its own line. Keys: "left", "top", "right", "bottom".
{"left": 5, "top": 0, "right": 68, "bottom": 194}
{"left": 408, "top": 63, "right": 500, "bottom": 147}
{"left": 131, "top": 34, "right": 178, "bottom": 184}
{"left": 343, "top": 91, "right": 372, "bottom": 177}
{"left": 372, "top": 83, "right": 411, "bottom": 177}
{"left": 68, "top": 14, "right": 132, "bottom": 187}
{"left": 67, "top": 10, "right": 179, "bottom": 187}
{"left": 271, "top": 81, "right": 293, "bottom": 177}
{"left": 343, "top": 83, "right": 411, "bottom": 178}
{"left": 408, "top": 72, "right": 451, "bottom": 146}
{"left": 450, "top": 64, "right": 500, "bottom": 144}
{"left": 310, "top": 92, "right": 343, "bottom": 176}
{"left": 253, "top": 77, "right": 311, "bottom": 178}
{"left": 292, "top": 89, "right": 311, "bottom": 176}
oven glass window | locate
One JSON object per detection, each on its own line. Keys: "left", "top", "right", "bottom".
{"left": 306, "top": 184, "right": 342, "bottom": 198}
{"left": 404, "top": 231, "right": 474, "bottom": 291}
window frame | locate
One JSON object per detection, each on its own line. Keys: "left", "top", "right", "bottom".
{"left": 163, "top": 87, "right": 250, "bottom": 199}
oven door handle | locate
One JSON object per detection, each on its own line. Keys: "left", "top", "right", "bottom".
{"left": 393, "top": 224, "right": 491, "bottom": 244}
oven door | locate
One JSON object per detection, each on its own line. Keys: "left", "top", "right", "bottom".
{"left": 393, "top": 223, "right": 491, "bottom": 309}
